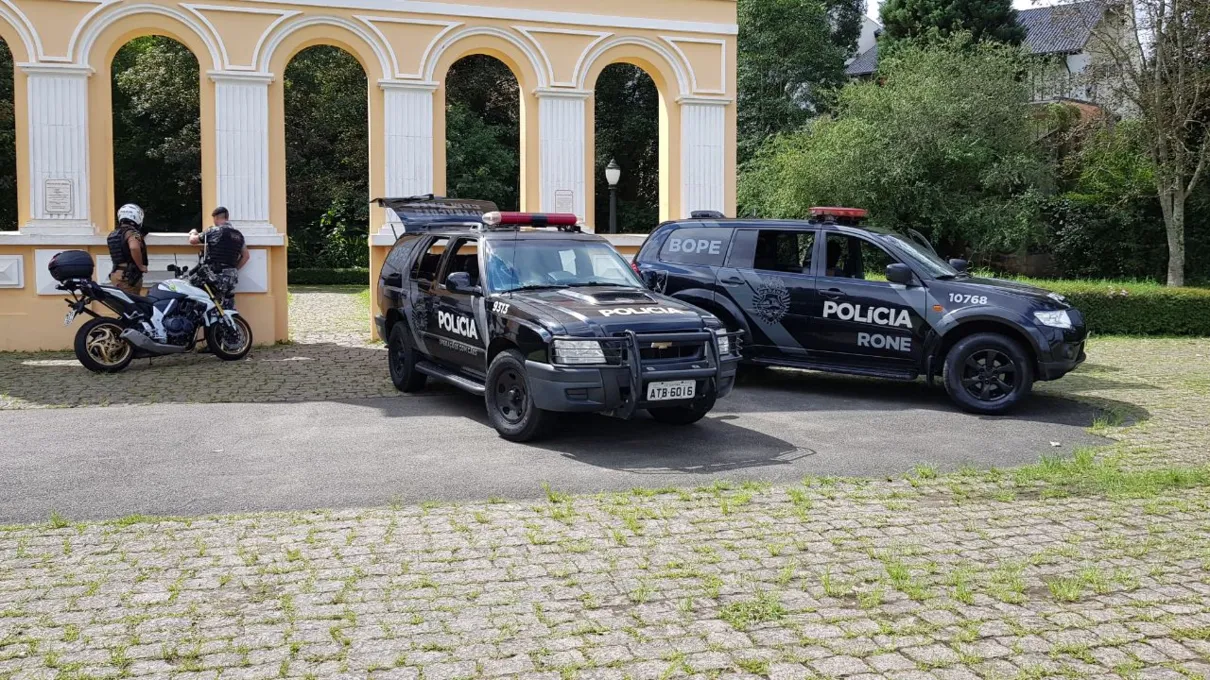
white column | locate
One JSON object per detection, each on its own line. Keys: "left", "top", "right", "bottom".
{"left": 679, "top": 97, "right": 728, "bottom": 217}
{"left": 211, "top": 71, "right": 274, "bottom": 235}
{"left": 379, "top": 80, "right": 437, "bottom": 234}
{"left": 536, "top": 89, "right": 589, "bottom": 221}
{"left": 21, "top": 64, "right": 93, "bottom": 235}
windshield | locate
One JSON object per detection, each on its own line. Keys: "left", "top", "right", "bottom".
{"left": 483, "top": 238, "right": 644, "bottom": 293}
{"left": 881, "top": 232, "right": 961, "bottom": 278}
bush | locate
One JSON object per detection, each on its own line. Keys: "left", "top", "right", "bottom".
{"left": 288, "top": 268, "right": 370, "bottom": 285}
{"left": 1023, "top": 279, "right": 1210, "bottom": 336}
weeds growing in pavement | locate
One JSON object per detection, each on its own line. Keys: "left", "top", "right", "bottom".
{"left": 720, "top": 590, "right": 784, "bottom": 630}
{"left": 1012, "top": 448, "right": 1210, "bottom": 498}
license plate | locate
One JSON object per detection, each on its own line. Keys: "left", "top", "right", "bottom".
{"left": 63, "top": 309, "right": 77, "bottom": 326}
{"left": 646, "top": 380, "right": 695, "bottom": 401}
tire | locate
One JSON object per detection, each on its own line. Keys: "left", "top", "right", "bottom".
{"left": 387, "top": 323, "right": 426, "bottom": 392}
{"left": 204, "top": 315, "right": 253, "bottom": 361}
{"left": 648, "top": 390, "right": 717, "bottom": 425}
{"left": 74, "top": 317, "right": 134, "bottom": 373}
{"left": 943, "top": 332, "right": 1034, "bottom": 415}
{"left": 485, "top": 349, "right": 553, "bottom": 442}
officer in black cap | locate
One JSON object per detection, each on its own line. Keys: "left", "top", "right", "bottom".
{"left": 189, "top": 206, "right": 249, "bottom": 309}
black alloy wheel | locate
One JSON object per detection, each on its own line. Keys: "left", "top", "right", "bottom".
{"left": 943, "top": 332, "right": 1033, "bottom": 415}
{"left": 494, "top": 366, "right": 528, "bottom": 424}
{"left": 484, "top": 349, "right": 553, "bottom": 441}
{"left": 961, "top": 349, "right": 1016, "bottom": 402}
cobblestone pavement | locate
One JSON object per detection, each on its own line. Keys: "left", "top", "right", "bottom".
{"left": 0, "top": 287, "right": 394, "bottom": 409}
{"left": 3, "top": 290, "right": 1210, "bottom": 679}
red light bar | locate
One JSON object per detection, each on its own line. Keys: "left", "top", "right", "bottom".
{"left": 810, "top": 206, "right": 868, "bottom": 220}
{"left": 482, "top": 211, "right": 579, "bottom": 227}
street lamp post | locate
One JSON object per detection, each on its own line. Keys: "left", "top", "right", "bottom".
{"left": 605, "top": 158, "right": 621, "bottom": 234}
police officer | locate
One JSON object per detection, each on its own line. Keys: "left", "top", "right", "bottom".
{"left": 106, "top": 204, "right": 149, "bottom": 294}
{"left": 188, "top": 207, "right": 250, "bottom": 309}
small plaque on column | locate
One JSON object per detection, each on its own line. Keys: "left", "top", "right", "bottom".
{"left": 44, "top": 180, "right": 73, "bottom": 215}
{"left": 554, "top": 189, "right": 574, "bottom": 215}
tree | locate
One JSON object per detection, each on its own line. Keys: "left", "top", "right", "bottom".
{"left": 444, "top": 55, "right": 520, "bottom": 210}
{"left": 1086, "top": 0, "right": 1210, "bottom": 286}
{"left": 739, "top": 37, "right": 1050, "bottom": 256}
{"left": 593, "top": 64, "right": 659, "bottom": 233}
{"left": 880, "top": 0, "right": 1025, "bottom": 46}
{"left": 737, "top": 0, "right": 863, "bottom": 164}
{"left": 111, "top": 37, "right": 201, "bottom": 231}
{"left": 0, "top": 38, "right": 16, "bottom": 231}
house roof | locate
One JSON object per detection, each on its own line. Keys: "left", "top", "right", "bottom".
{"left": 846, "top": 1, "right": 1106, "bottom": 77}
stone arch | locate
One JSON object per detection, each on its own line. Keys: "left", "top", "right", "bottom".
{"left": 0, "top": 2, "right": 35, "bottom": 63}
{"left": 259, "top": 16, "right": 391, "bottom": 81}
{"left": 581, "top": 40, "right": 688, "bottom": 224}
{"left": 424, "top": 26, "right": 546, "bottom": 91}
{"left": 73, "top": 4, "right": 221, "bottom": 71}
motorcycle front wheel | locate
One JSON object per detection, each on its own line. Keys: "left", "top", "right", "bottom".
{"left": 74, "top": 317, "right": 134, "bottom": 373}
{"left": 204, "top": 315, "right": 253, "bottom": 361}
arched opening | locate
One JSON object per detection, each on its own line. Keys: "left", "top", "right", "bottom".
{"left": 283, "top": 45, "right": 369, "bottom": 269}
{"left": 110, "top": 36, "right": 201, "bottom": 232}
{"left": 0, "top": 37, "right": 15, "bottom": 231}
{"left": 593, "top": 63, "right": 659, "bottom": 233}
{"left": 444, "top": 54, "right": 520, "bottom": 210}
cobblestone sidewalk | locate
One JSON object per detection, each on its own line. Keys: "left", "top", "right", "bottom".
{"left": 0, "top": 287, "right": 395, "bottom": 409}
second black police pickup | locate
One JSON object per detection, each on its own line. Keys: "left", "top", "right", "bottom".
{"left": 374, "top": 196, "right": 739, "bottom": 442}
{"left": 634, "top": 207, "right": 1088, "bottom": 414}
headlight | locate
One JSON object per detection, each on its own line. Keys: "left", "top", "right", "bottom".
{"left": 1033, "top": 310, "right": 1073, "bottom": 329}
{"left": 552, "top": 339, "right": 606, "bottom": 365}
{"left": 714, "top": 328, "right": 731, "bottom": 355}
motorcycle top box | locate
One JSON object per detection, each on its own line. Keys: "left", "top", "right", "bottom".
{"left": 48, "top": 250, "right": 95, "bottom": 282}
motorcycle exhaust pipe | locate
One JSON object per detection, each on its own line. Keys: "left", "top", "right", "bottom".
{"left": 120, "top": 329, "right": 189, "bottom": 354}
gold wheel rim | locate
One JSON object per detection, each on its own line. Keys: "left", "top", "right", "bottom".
{"left": 86, "top": 324, "right": 132, "bottom": 367}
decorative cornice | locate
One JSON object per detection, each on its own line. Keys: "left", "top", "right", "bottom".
{"left": 533, "top": 87, "right": 593, "bottom": 100}
{"left": 676, "top": 95, "right": 732, "bottom": 106}
{"left": 378, "top": 79, "right": 440, "bottom": 92}
{"left": 208, "top": 70, "right": 275, "bottom": 84}
{"left": 17, "top": 63, "right": 94, "bottom": 77}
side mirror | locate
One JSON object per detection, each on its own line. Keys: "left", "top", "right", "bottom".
{"left": 886, "top": 263, "right": 915, "bottom": 286}
{"left": 948, "top": 258, "right": 969, "bottom": 273}
{"left": 446, "top": 271, "right": 480, "bottom": 295}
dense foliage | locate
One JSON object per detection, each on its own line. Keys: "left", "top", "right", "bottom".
{"left": 1038, "top": 280, "right": 1210, "bottom": 336}
{"left": 880, "top": 0, "right": 1024, "bottom": 46}
{"left": 0, "top": 39, "right": 15, "bottom": 232}
{"left": 740, "top": 38, "right": 1050, "bottom": 256}
{"left": 593, "top": 64, "right": 660, "bottom": 233}
{"left": 444, "top": 55, "right": 520, "bottom": 211}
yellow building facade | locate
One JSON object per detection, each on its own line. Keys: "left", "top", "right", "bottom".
{"left": 0, "top": 0, "right": 736, "bottom": 350}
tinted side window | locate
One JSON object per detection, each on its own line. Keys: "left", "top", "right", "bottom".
{"left": 750, "top": 230, "right": 815, "bottom": 274}
{"left": 822, "top": 234, "right": 900, "bottom": 281}
{"left": 659, "top": 228, "right": 734, "bottom": 266}
{"left": 440, "top": 238, "right": 480, "bottom": 287}
{"left": 413, "top": 237, "right": 450, "bottom": 283}
{"left": 384, "top": 235, "right": 421, "bottom": 275}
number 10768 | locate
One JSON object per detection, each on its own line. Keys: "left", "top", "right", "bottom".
{"left": 949, "top": 293, "right": 988, "bottom": 305}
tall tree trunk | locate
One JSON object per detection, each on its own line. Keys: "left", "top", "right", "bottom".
{"left": 1161, "top": 189, "right": 1186, "bottom": 287}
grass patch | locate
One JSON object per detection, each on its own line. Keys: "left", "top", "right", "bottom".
{"left": 1012, "top": 448, "right": 1210, "bottom": 498}
{"left": 720, "top": 590, "right": 785, "bottom": 630}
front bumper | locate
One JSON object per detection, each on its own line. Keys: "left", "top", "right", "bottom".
{"left": 1035, "top": 317, "right": 1088, "bottom": 381}
{"left": 374, "top": 314, "right": 387, "bottom": 340}
{"left": 526, "top": 330, "right": 739, "bottom": 417}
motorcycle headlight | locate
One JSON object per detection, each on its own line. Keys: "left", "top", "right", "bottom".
{"left": 714, "top": 328, "right": 731, "bottom": 355}
{"left": 552, "top": 339, "right": 606, "bottom": 365}
{"left": 1034, "top": 310, "right": 1073, "bottom": 330}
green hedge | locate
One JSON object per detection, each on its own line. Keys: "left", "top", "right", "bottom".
{"left": 288, "top": 268, "right": 370, "bottom": 285}
{"left": 1028, "top": 279, "right": 1210, "bottom": 336}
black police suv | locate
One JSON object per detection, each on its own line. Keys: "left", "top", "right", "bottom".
{"left": 633, "top": 207, "right": 1087, "bottom": 414}
{"left": 373, "top": 196, "right": 740, "bottom": 442}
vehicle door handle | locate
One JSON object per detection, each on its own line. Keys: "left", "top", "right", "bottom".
{"left": 720, "top": 276, "right": 744, "bottom": 286}
{"left": 820, "top": 288, "right": 847, "bottom": 299}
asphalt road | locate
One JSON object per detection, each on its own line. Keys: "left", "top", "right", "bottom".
{"left": 0, "top": 371, "right": 1106, "bottom": 523}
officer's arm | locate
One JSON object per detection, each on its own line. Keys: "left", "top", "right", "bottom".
{"left": 188, "top": 229, "right": 202, "bottom": 246}
{"left": 237, "top": 245, "right": 250, "bottom": 269}
{"left": 127, "top": 235, "right": 148, "bottom": 273}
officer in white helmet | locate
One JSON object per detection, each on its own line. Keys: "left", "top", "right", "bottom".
{"left": 106, "top": 204, "right": 149, "bottom": 294}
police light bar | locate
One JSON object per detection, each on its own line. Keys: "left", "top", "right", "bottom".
{"left": 481, "top": 211, "right": 580, "bottom": 227}
{"left": 811, "top": 206, "right": 868, "bottom": 220}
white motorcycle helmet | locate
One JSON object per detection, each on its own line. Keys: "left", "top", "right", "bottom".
{"left": 116, "top": 204, "right": 145, "bottom": 232}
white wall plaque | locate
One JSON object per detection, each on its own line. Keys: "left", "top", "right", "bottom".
{"left": 554, "top": 189, "right": 574, "bottom": 215}
{"left": 0, "top": 255, "right": 23, "bottom": 288}
{"left": 44, "top": 180, "right": 74, "bottom": 215}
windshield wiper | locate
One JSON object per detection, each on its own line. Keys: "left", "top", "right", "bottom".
{"left": 505, "top": 284, "right": 564, "bottom": 292}
{"left": 564, "top": 282, "right": 639, "bottom": 288}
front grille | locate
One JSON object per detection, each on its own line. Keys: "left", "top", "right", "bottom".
{"left": 638, "top": 343, "right": 703, "bottom": 361}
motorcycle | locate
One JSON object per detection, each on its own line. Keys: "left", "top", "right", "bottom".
{"left": 48, "top": 250, "right": 253, "bottom": 373}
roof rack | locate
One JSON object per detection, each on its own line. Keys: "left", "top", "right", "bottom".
{"left": 690, "top": 210, "right": 726, "bottom": 219}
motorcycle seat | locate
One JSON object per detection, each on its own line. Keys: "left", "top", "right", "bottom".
{"left": 99, "top": 285, "right": 155, "bottom": 306}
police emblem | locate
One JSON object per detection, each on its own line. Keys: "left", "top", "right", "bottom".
{"left": 753, "top": 278, "right": 790, "bottom": 325}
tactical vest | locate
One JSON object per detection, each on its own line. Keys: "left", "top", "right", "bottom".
{"left": 107, "top": 225, "right": 146, "bottom": 277}
{"left": 204, "top": 226, "right": 244, "bottom": 269}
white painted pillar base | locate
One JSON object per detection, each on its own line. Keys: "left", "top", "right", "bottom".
{"left": 20, "top": 64, "right": 93, "bottom": 235}
{"left": 376, "top": 80, "right": 438, "bottom": 237}
{"left": 679, "top": 97, "right": 728, "bottom": 217}
{"left": 211, "top": 71, "right": 275, "bottom": 235}
{"left": 536, "top": 88, "right": 589, "bottom": 222}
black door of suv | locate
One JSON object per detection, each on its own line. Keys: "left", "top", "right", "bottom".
{"left": 715, "top": 228, "right": 820, "bottom": 360}
{"left": 430, "top": 237, "right": 487, "bottom": 374}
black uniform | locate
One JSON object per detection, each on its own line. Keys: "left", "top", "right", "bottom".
{"left": 198, "top": 226, "right": 245, "bottom": 308}
{"left": 106, "top": 223, "right": 146, "bottom": 292}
